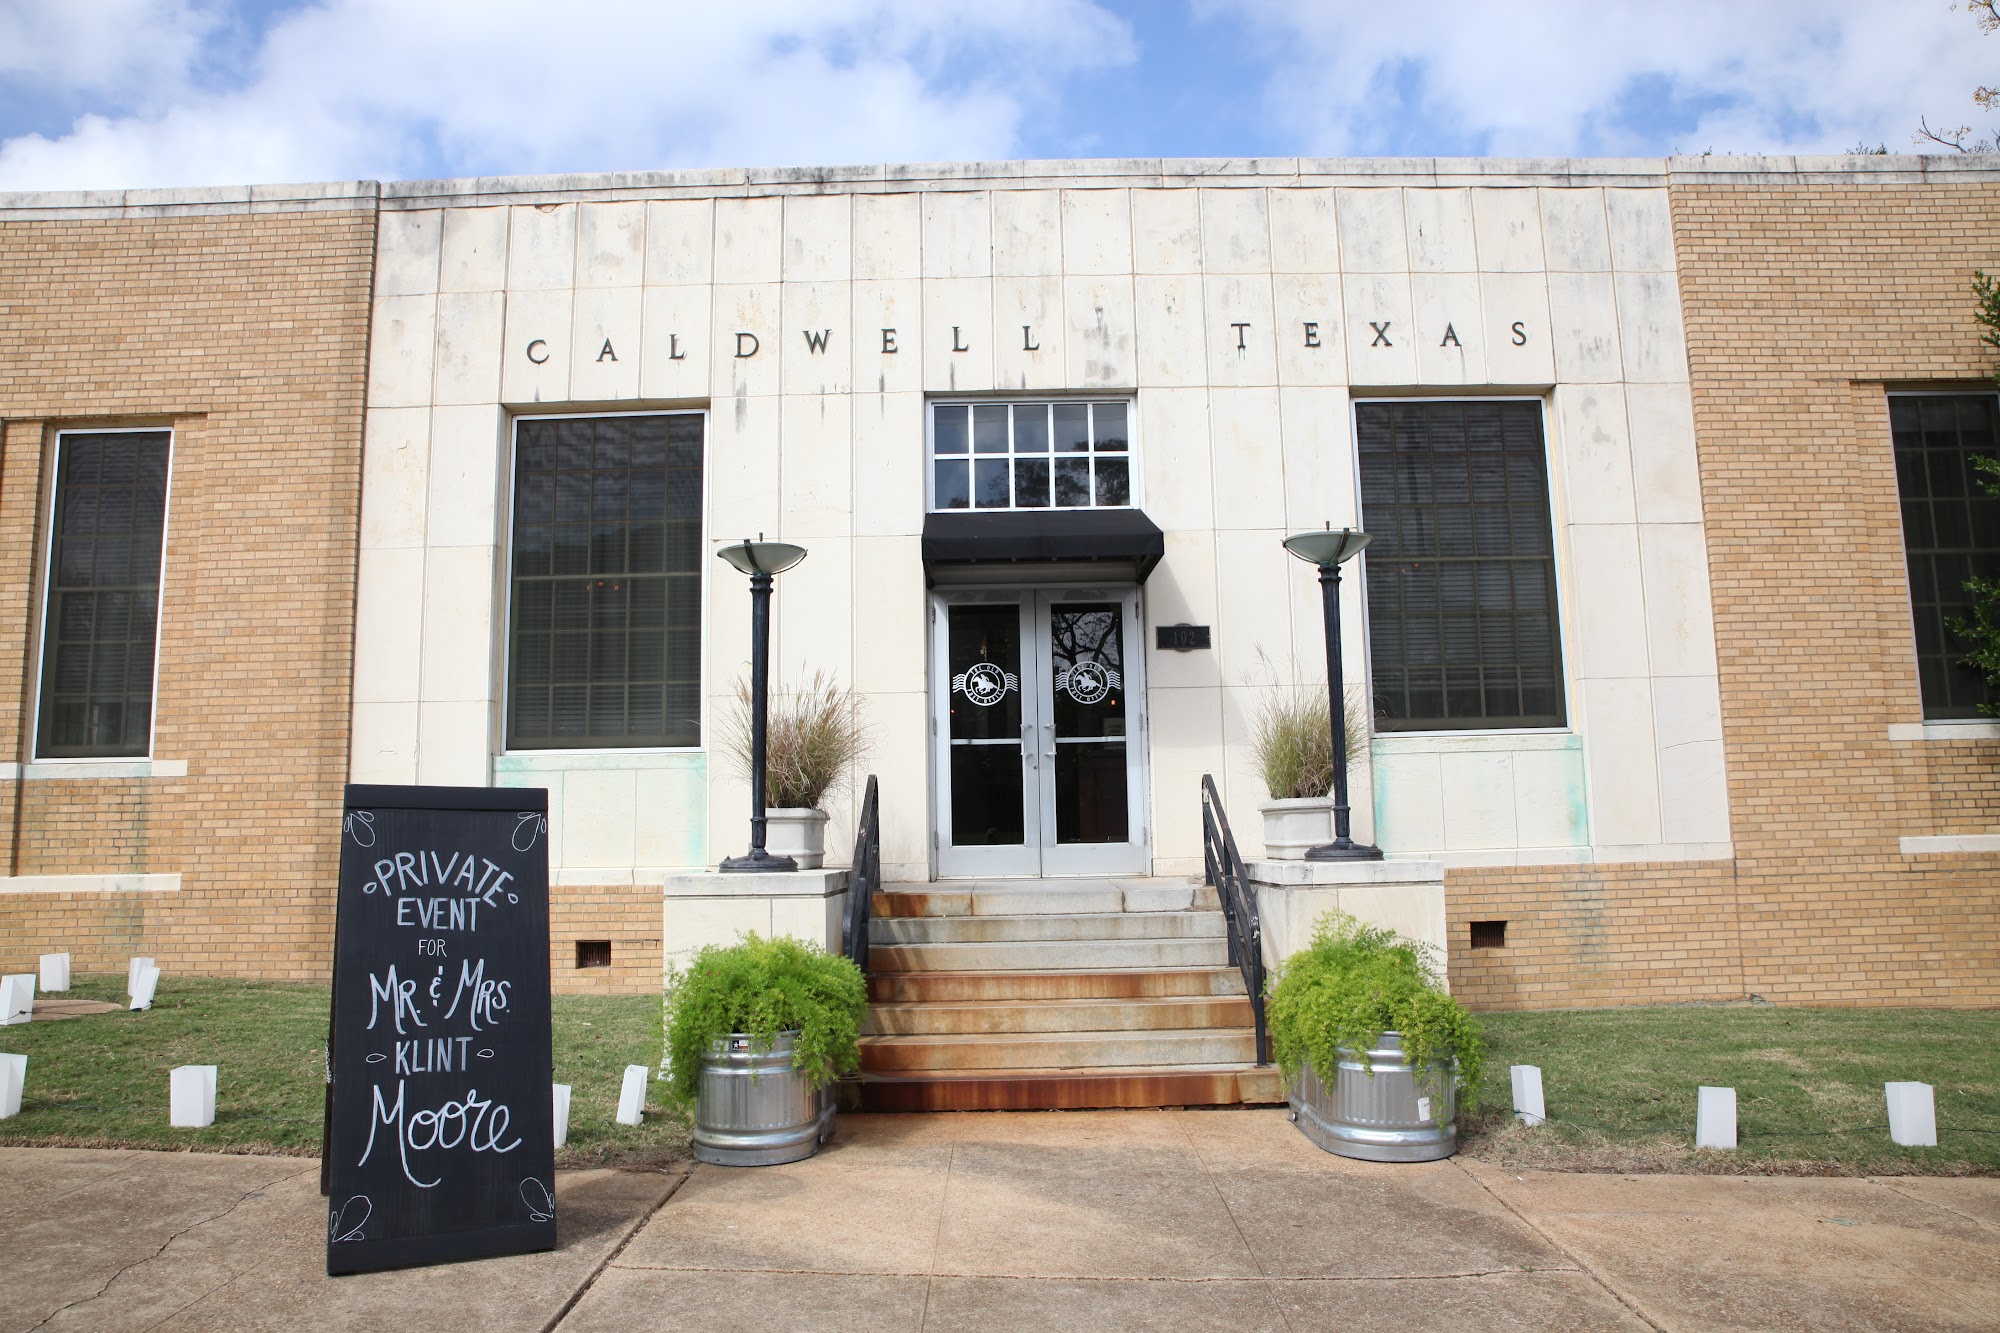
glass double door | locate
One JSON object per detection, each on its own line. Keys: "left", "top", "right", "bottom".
{"left": 932, "top": 589, "right": 1148, "bottom": 878}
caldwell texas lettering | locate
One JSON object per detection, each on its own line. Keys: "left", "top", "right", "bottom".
{"left": 357, "top": 845, "right": 524, "bottom": 1190}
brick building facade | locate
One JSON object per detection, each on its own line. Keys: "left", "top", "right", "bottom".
{"left": 0, "top": 157, "right": 1994, "bottom": 1006}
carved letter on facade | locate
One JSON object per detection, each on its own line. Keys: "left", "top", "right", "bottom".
{"left": 525, "top": 339, "right": 549, "bottom": 365}
{"left": 1231, "top": 322, "right": 1250, "bottom": 351}
{"left": 668, "top": 333, "right": 686, "bottom": 361}
{"left": 735, "top": 332, "right": 760, "bottom": 358}
{"left": 1369, "top": 321, "right": 1393, "bottom": 347}
{"left": 881, "top": 328, "right": 898, "bottom": 354}
{"left": 597, "top": 338, "right": 618, "bottom": 362}
{"left": 1303, "top": 321, "right": 1320, "bottom": 348}
{"left": 1439, "top": 324, "right": 1461, "bottom": 348}
{"left": 1022, "top": 325, "right": 1039, "bottom": 351}
{"left": 803, "top": 329, "right": 831, "bottom": 354}
{"left": 1511, "top": 321, "right": 1528, "bottom": 346}
{"left": 952, "top": 326, "right": 969, "bottom": 353}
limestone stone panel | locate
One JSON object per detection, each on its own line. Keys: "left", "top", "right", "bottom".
{"left": 1470, "top": 187, "right": 1545, "bottom": 272}
{"left": 1547, "top": 272, "right": 1623, "bottom": 383}
{"left": 499, "top": 287, "right": 573, "bottom": 404}
{"left": 645, "top": 199, "right": 714, "bottom": 286}
{"left": 1267, "top": 187, "right": 1339, "bottom": 273}
{"left": 376, "top": 209, "right": 442, "bottom": 296}
{"left": 506, "top": 203, "right": 577, "bottom": 290}
{"left": 1207, "top": 388, "right": 1286, "bottom": 531}
{"left": 1626, "top": 383, "right": 1703, "bottom": 525}
{"left": 576, "top": 201, "right": 646, "bottom": 287}
{"left": 1063, "top": 275, "right": 1135, "bottom": 388}
{"left": 440, "top": 206, "right": 508, "bottom": 292}
{"left": 779, "top": 392, "right": 854, "bottom": 539}
{"left": 923, "top": 277, "right": 995, "bottom": 392}
{"left": 780, "top": 281, "right": 855, "bottom": 396}
{"left": 1554, "top": 384, "right": 1638, "bottom": 525}
{"left": 424, "top": 405, "right": 504, "bottom": 550}
{"left": 1136, "top": 387, "right": 1213, "bottom": 531}
{"left": 419, "top": 544, "right": 497, "bottom": 705}
{"left": 1565, "top": 523, "right": 1652, "bottom": 680}
{"left": 1579, "top": 677, "right": 1663, "bottom": 848}
{"left": 922, "top": 191, "right": 991, "bottom": 279}
{"left": 360, "top": 407, "right": 430, "bottom": 550}
{"left": 990, "top": 275, "right": 1066, "bottom": 391}
{"left": 713, "top": 196, "right": 783, "bottom": 284}
{"left": 351, "top": 702, "right": 419, "bottom": 785}
{"left": 1605, "top": 188, "right": 1675, "bottom": 272}
{"left": 707, "top": 393, "right": 781, "bottom": 541}
{"left": 1060, "top": 188, "right": 1133, "bottom": 276}
{"left": 1334, "top": 188, "right": 1408, "bottom": 273}
{"left": 1272, "top": 274, "right": 1345, "bottom": 387}
{"left": 1538, "top": 188, "right": 1612, "bottom": 272}
{"left": 1479, "top": 272, "right": 1556, "bottom": 384}
{"left": 1614, "top": 272, "right": 1691, "bottom": 383}
{"left": 416, "top": 700, "right": 492, "bottom": 788}
{"left": 368, "top": 294, "right": 436, "bottom": 408}
{"left": 1143, "top": 530, "right": 1221, "bottom": 691}
{"left": 710, "top": 282, "right": 782, "bottom": 398}
{"left": 1199, "top": 188, "right": 1269, "bottom": 274}
{"left": 851, "top": 537, "right": 926, "bottom": 696}
{"left": 1342, "top": 273, "right": 1417, "bottom": 385}
{"left": 1638, "top": 522, "right": 1719, "bottom": 678}
{"left": 639, "top": 284, "right": 713, "bottom": 400}
{"left": 991, "top": 189, "right": 1061, "bottom": 277}
{"left": 1277, "top": 386, "right": 1357, "bottom": 534}
{"left": 569, "top": 287, "right": 644, "bottom": 400}
{"left": 352, "top": 546, "right": 424, "bottom": 705}
{"left": 782, "top": 194, "right": 852, "bottom": 282}
{"left": 432, "top": 290, "right": 506, "bottom": 406}
{"left": 1130, "top": 188, "right": 1202, "bottom": 273}
{"left": 1202, "top": 274, "right": 1277, "bottom": 388}
{"left": 1133, "top": 274, "right": 1207, "bottom": 387}
{"left": 851, "top": 390, "right": 925, "bottom": 536}
{"left": 852, "top": 279, "right": 923, "bottom": 396}
{"left": 1404, "top": 188, "right": 1478, "bottom": 272}
{"left": 853, "top": 193, "right": 922, "bottom": 281}
{"left": 1411, "top": 273, "right": 1488, "bottom": 385}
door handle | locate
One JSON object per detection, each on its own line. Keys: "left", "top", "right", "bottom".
{"left": 1023, "top": 723, "right": 1037, "bottom": 769}
{"left": 1043, "top": 722, "right": 1055, "bottom": 759}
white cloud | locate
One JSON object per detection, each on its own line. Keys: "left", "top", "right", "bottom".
{"left": 0, "top": 0, "right": 1134, "bottom": 190}
{"left": 1200, "top": 0, "right": 1995, "bottom": 156}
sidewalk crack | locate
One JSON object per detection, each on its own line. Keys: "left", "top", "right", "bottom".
{"left": 26, "top": 1160, "right": 314, "bottom": 1333}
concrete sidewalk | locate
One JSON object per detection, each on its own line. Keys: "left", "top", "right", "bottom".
{"left": 5, "top": 1111, "right": 1998, "bottom": 1331}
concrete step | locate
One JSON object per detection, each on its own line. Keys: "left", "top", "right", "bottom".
{"left": 868, "top": 910, "right": 1226, "bottom": 946}
{"left": 853, "top": 1063, "right": 1285, "bottom": 1111}
{"left": 859, "top": 1027, "right": 1260, "bottom": 1072}
{"left": 868, "top": 936, "right": 1231, "bottom": 973}
{"left": 866, "top": 967, "right": 1248, "bottom": 1004}
{"left": 874, "top": 880, "right": 1220, "bottom": 917}
{"left": 865, "top": 994, "right": 1255, "bottom": 1036}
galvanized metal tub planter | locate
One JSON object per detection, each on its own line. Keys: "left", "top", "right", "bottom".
{"left": 1288, "top": 1031, "right": 1458, "bottom": 1162}
{"left": 692, "top": 1030, "right": 836, "bottom": 1167}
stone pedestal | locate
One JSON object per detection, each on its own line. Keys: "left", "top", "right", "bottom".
{"left": 1246, "top": 858, "right": 1447, "bottom": 985}
{"left": 660, "top": 869, "right": 849, "bottom": 975}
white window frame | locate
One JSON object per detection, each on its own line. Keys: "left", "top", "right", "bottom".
{"left": 925, "top": 397, "right": 1140, "bottom": 514}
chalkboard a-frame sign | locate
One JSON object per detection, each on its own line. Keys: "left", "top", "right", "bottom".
{"left": 325, "top": 784, "right": 555, "bottom": 1276}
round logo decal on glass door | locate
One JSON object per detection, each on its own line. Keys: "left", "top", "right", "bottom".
{"left": 1055, "top": 660, "right": 1121, "bottom": 705}
{"left": 952, "top": 662, "right": 1019, "bottom": 706}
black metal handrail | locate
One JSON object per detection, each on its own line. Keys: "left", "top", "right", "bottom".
{"left": 842, "top": 775, "right": 880, "bottom": 973}
{"left": 1201, "top": 774, "right": 1267, "bottom": 1065}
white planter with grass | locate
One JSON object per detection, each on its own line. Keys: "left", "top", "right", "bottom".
{"left": 764, "top": 808, "right": 830, "bottom": 870}
{"left": 1259, "top": 797, "right": 1333, "bottom": 860}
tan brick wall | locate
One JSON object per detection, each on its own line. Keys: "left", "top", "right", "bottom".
{"left": 1453, "top": 179, "right": 2000, "bottom": 1009}
{"left": 548, "top": 886, "right": 665, "bottom": 996}
{"left": 0, "top": 208, "right": 376, "bottom": 982}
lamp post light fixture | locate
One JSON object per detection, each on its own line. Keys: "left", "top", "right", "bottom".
{"left": 1281, "top": 525, "right": 1383, "bottom": 861}
{"left": 716, "top": 535, "right": 808, "bottom": 873}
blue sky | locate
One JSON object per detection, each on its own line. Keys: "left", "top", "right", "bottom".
{"left": 0, "top": 1, "right": 1988, "bottom": 190}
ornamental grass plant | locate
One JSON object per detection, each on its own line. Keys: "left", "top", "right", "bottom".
{"left": 1249, "top": 687, "right": 1370, "bottom": 800}
{"left": 1266, "top": 912, "right": 1486, "bottom": 1108}
{"left": 660, "top": 934, "right": 866, "bottom": 1108}
{"left": 723, "top": 669, "right": 867, "bottom": 809}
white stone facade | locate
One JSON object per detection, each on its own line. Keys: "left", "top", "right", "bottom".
{"left": 349, "top": 159, "right": 1729, "bottom": 884}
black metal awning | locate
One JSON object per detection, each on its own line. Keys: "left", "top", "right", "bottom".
{"left": 920, "top": 508, "right": 1165, "bottom": 584}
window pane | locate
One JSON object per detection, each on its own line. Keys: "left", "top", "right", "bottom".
{"left": 1054, "top": 458, "right": 1091, "bottom": 507}
{"left": 1890, "top": 393, "right": 2000, "bottom": 718}
{"left": 38, "top": 431, "right": 171, "bottom": 758}
{"left": 1054, "top": 403, "right": 1090, "bottom": 453}
{"left": 1095, "top": 458, "right": 1130, "bottom": 506}
{"left": 974, "top": 405, "right": 1010, "bottom": 454}
{"left": 1358, "top": 401, "right": 1565, "bottom": 731}
{"left": 934, "top": 405, "right": 969, "bottom": 455}
{"left": 1014, "top": 458, "right": 1050, "bottom": 507}
{"left": 509, "top": 415, "right": 703, "bottom": 748}
{"left": 1092, "top": 402, "right": 1128, "bottom": 451}
{"left": 974, "top": 459, "right": 1012, "bottom": 508}
{"left": 1013, "top": 404, "right": 1050, "bottom": 454}
{"left": 934, "top": 459, "right": 970, "bottom": 509}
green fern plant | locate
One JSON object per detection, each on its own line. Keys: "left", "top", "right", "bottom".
{"left": 1265, "top": 912, "right": 1485, "bottom": 1109}
{"left": 660, "top": 934, "right": 866, "bottom": 1108}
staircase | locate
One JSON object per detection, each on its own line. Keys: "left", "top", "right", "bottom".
{"left": 855, "top": 878, "right": 1283, "bottom": 1111}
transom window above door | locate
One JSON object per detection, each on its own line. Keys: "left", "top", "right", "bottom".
{"left": 930, "top": 400, "right": 1133, "bottom": 511}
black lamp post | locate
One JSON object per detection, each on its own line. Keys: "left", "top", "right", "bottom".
{"left": 1282, "top": 525, "right": 1382, "bottom": 861}
{"left": 717, "top": 535, "right": 808, "bottom": 873}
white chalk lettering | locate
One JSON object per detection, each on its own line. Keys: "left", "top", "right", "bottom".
{"left": 367, "top": 965, "right": 425, "bottom": 1035}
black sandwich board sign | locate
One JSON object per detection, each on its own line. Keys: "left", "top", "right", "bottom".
{"left": 324, "top": 783, "right": 555, "bottom": 1276}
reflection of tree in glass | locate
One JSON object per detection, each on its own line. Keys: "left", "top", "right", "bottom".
{"left": 1050, "top": 609, "right": 1120, "bottom": 675}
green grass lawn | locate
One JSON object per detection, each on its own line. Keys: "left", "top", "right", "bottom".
{"left": 1457, "top": 1005, "right": 2000, "bottom": 1175}
{"left": 0, "top": 974, "right": 688, "bottom": 1170}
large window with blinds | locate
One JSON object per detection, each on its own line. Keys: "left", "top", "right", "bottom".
{"left": 1357, "top": 399, "right": 1566, "bottom": 732}
{"left": 36, "top": 429, "right": 171, "bottom": 758}
{"left": 1890, "top": 392, "right": 2000, "bottom": 719}
{"left": 507, "top": 412, "right": 703, "bottom": 750}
